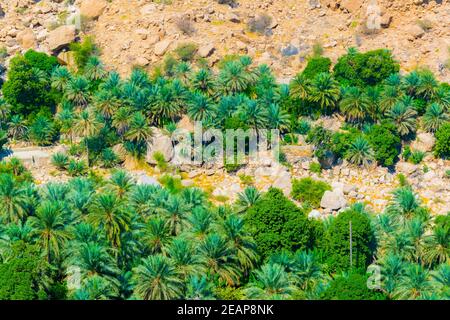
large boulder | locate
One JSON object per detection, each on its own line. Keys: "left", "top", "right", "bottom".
{"left": 340, "top": 0, "right": 363, "bottom": 13}
{"left": 154, "top": 39, "right": 172, "bottom": 56}
{"left": 321, "top": 189, "right": 347, "bottom": 211}
{"left": 146, "top": 128, "right": 174, "bottom": 164}
{"left": 198, "top": 44, "right": 215, "bottom": 58}
{"left": 396, "top": 162, "right": 418, "bottom": 175}
{"left": 272, "top": 170, "right": 292, "bottom": 196}
{"left": 17, "top": 29, "right": 36, "bottom": 50}
{"left": 80, "top": 0, "right": 107, "bottom": 19}
{"left": 47, "top": 25, "right": 76, "bottom": 52}
{"left": 410, "top": 132, "right": 435, "bottom": 153}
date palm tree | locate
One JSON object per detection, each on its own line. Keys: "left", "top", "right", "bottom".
{"left": 190, "top": 69, "right": 216, "bottom": 96}
{"left": 29, "top": 201, "right": 71, "bottom": 263}
{"left": 379, "top": 254, "right": 405, "bottom": 297}
{"left": 112, "top": 107, "right": 132, "bottom": 136}
{"left": 393, "top": 264, "right": 434, "bottom": 299}
{"left": 73, "top": 109, "right": 104, "bottom": 166}
{"left": 422, "top": 226, "right": 449, "bottom": 266}
{"left": 339, "top": 87, "right": 371, "bottom": 123}
{"left": 158, "top": 195, "right": 190, "bottom": 236}
{"left": 93, "top": 90, "right": 120, "bottom": 120}
{"left": 150, "top": 84, "right": 181, "bottom": 125}
{"left": 51, "top": 66, "right": 72, "bottom": 91}
{"left": 417, "top": 71, "right": 438, "bottom": 100}
{"left": 219, "top": 214, "right": 258, "bottom": 273}
{"left": 386, "top": 102, "right": 418, "bottom": 137}
{"left": 386, "top": 187, "right": 421, "bottom": 225}
{"left": 142, "top": 218, "right": 172, "bottom": 254}
{"left": 422, "top": 103, "right": 449, "bottom": 133}
{"left": 291, "top": 250, "right": 324, "bottom": 291}
{"left": 434, "top": 86, "right": 450, "bottom": 111}
{"left": 167, "top": 238, "right": 200, "bottom": 281}
{"left": 266, "top": 104, "right": 290, "bottom": 131}
{"left": 133, "top": 254, "right": 182, "bottom": 300}
{"left": 187, "top": 207, "right": 213, "bottom": 241}
{"left": 84, "top": 56, "right": 107, "bottom": 81}
{"left": 219, "top": 61, "right": 249, "bottom": 95}
{"left": 88, "top": 193, "right": 130, "bottom": 250}
{"left": 244, "top": 262, "right": 295, "bottom": 299}
{"left": 308, "top": 72, "right": 340, "bottom": 114}
{"left": 238, "top": 99, "right": 268, "bottom": 132}
{"left": 7, "top": 115, "right": 27, "bottom": 141}
{"left": 0, "top": 174, "right": 29, "bottom": 223}
{"left": 345, "top": 137, "right": 375, "bottom": 167}
{"left": 66, "top": 76, "right": 90, "bottom": 107}
{"left": 401, "top": 71, "right": 421, "bottom": 97}
{"left": 290, "top": 74, "right": 311, "bottom": 101}
{"left": 125, "top": 112, "right": 153, "bottom": 143}
{"left": 236, "top": 186, "right": 261, "bottom": 213}
{"left": 187, "top": 92, "right": 216, "bottom": 122}
{"left": 198, "top": 233, "right": 240, "bottom": 286}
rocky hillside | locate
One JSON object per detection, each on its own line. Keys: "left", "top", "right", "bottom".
{"left": 0, "top": 0, "right": 449, "bottom": 81}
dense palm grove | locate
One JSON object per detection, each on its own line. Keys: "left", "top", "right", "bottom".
{"left": 0, "top": 40, "right": 448, "bottom": 300}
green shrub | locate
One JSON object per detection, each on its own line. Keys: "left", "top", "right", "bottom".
{"left": 51, "top": 152, "right": 69, "bottom": 170}
{"left": 333, "top": 49, "right": 400, "bottom": 87}
{"left": 101, "top": 148, "right": 119, "bottom": 168}
{"left": 302, "top": 56, "right": 332, "bottom": 79}
{"left": 434, "top": 123, "right": 450, "bottom": 159}
{"left": 309, "top": 162, "right": 322, "bottom": 174}
{"left": 409, "top": 150, "right": 425, "bottom": 164}
{"left": 245, "top": 188, "right": 317, "bottom": 259}
{"left": 29, "top": 116, "right": 56, "bottom": 146}
{"left": 67, "top": 159, "right": 87, "bottom": 176}
{"left": 321, "top": 273, "right": 387, "bottom": 300}
{"left": 153, "top": 151, "right": 169, "bottom": 172}
{"left": 291, "top": 177, "right": 331, "bottom": 208}
{"left": 296, "top": 118, "right": 311, "bottom": 135}
{"left": 174, "top": 43, "right": 198, "bottom": 62}
{"left": 69, "top": 37, "right": 99, "bottom": 70}
{"left": 366, "top": 123, "right": 401, "bottom": 167}
{"left": 238, "top": 174, "right": 254, "bottom": 186}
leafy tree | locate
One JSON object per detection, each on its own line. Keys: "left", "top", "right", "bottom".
{"left": 245, "top": 188, "right": 317, "bottom": 259}
{"left": 434, "top": 123, "right": 450, "bottom": 159}
{"left": 333, "top": 49, "right": 400, "bottom": 87}
{"left": 366, "top": 123, "right": 401, "bottom": 167}
{"left": 2, "top": 50, "right": 59, "bottom": 119}
{"left": 323, "top": 205, "right": 376, "bottom": 272}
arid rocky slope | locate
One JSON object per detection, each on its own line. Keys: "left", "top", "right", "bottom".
{"left": 0, "top": 0, "right": 449, "bottom": 81}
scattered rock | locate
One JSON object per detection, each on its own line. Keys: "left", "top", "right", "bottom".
{"left": 146, "top": 128, "right": 174, "bottom": 164}
{"left": 198, "top": 43, "right": 215, "bottom": 58}
{"left": 17, "top": 29, "right": 36, "bottom": 50}
{"left": 411, "top": 132, "right": 435, "bottom": 153}
{"left": 80, "top": 0, "right": 108, "bottom": 19}
{"left": 308, "top": 209, "right": 322, "bottom": 219}
{"left": 154, "top": 39, "right": 172, "bottom": 56}
{"left": 407, "top": 25, "right": 425, "bottom": 40}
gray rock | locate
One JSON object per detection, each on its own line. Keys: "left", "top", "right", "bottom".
{"left": 320, "top": 190, "right": 347, "bottom": 210}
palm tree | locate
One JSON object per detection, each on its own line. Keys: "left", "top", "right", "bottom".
{"left": 112, "top": 107, "right": 132, "bottom": 135}
{"left": 167, "top": 238, "right": 200, "bottom": 280}
{"left": 187, "top": 92, "right": 216, "bottom": 122}
{"left": 380, "top": 85, "right": 401, "bottom": 112}
{"left": 379, "top": 254, "right": 405, "bottom": 297}
{"left": 187, "top": 207, "right": 212, "bottom": 241}
{"left": 56, "top": 107, "right": 76, "bottom": 143}
{"left": 73, "top": 275, "right": 118, "bottom": 300}
{"left": 190, "top": 69, "right": 216, "bottom": 96}
{"left": 88, "top": 193, "right": 130, "bottom": 249}
{"left": 51, "top": 66, "right": 72, "bottom": 91}
{"left": 345, "top": 137, "right": 375, "bottom": 167}
{"left": 235, "top": 187, "right": 261, "bottom": 213}
{"left": 219, "top": 214, "right": 259, "bottom": 272}
{"left": 73, "top": 109, "right": 104, "bottom": 166}
{"left": 365, "top": 86, "right": 382, "bottom": 122}
{"left": 406, "top": 217, "right": 427, "bottom": 263}
{"left": 158, "top": 195, "right": 189, "bottom": 236}
{"left": 422, "top": 226, "right": 449, "bottom": 266}
{"left": 238, "top": 100, "right": 267, "bottom": 132}
{"left": 150, "top": 84, "right": 182, "bottom": 125}
{"left": 0, "top": 99, "right": 11, "bottom": 127}
{"left": 142, "top": 218, "right": 172, "bottom": 254}
{"left": 0, "top": 174, "right": 29, "bottom": 223}
{"left": 125, "top": 112, "right": 153, "bottom": 143}
{"left": 66, "top": 76, "right": 90, "bottom": 107}
{"left": 244, "top": 263, "right": 295, "bottom": 299}
{"left": 401, "top": 71, "right": 421, "bottom": 97}
{"left": 422, "top": 103, "right": 449, "bottom": 133}
{"left": 266, "top": 104, "right": 290, "bottom": 131}
{"left": 67, "top": 242, "right": 119, "bottom": 281}
{"left": 291, "top": 250, "right": 324, "bottom": 291}
{"left": 308, "top": 72, "right": 340, "bottom": 114}
{"left": 417, "top": 71, "right": 438, "bottom": 100}
{"left": 386, "top": 187, "right": 421, "bottom": 224}
{"left": 29, "top": 201, "right": 71, "bottom": 263}
{"left": 84, "top": 56, "right": 107, "bottom": 81}
{"left": 290, "top": 74, "right": 310, "bottom": 101}
{"left": 133, "top": 254, "right": 182, "bottom": 300}
{"left": 339, "top": 87, "right": 370, "bottom": 123}
{"left": 198, "top": 233, "right": 239, "bottom": 286}
{"left": 108, "top": 170, "right": 135, "bottom": 198}
{"left": 185, "top": 275, "right": 215, "bottom": 300}
{"left": 93, "top": 90, "right": 120, "bottom": 120}
{"left": 7, "top": 115, "right": 27, "bottom": 141}
{"left": 434, "top": 86, "right": 450, "bottom": 111}
{"left": 393, "top": 264, "right": 434, "bottom": 299}
{"left": 430, "top": 263, "right": 449, "bottom": 298}
{"left": 386, "top": 102, "right": 418, "bottom": 137}
{"left": 219, "top": 61, "right": 249, "bottom": 95}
